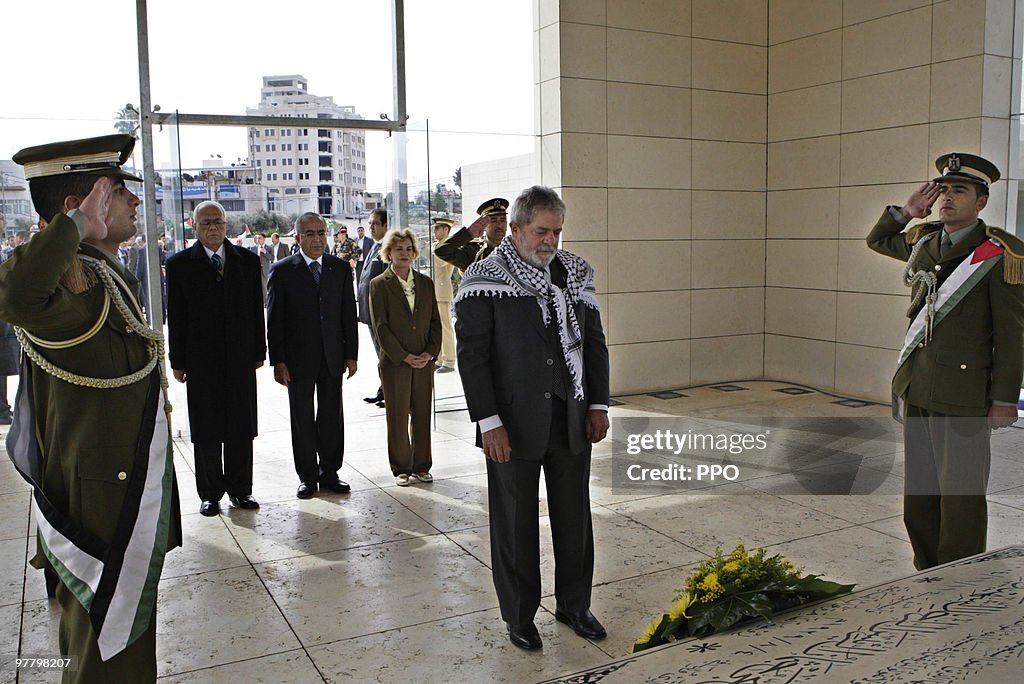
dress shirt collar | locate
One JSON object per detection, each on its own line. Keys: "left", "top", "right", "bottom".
{"left": 202, "top": 243, "right": 226, "bottom": 261}
{"left": 945, "top": 220, "right": 980, "bottom": 247}
{"left": 298, "top": 249, "right": 322, "bottom": 267}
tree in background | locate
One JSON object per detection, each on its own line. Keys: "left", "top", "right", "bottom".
{"left": 452, "top": 167, "right": 461, "bottom": 190}
{"left": 114, "top": 105, "right": 140, "bottom": 135}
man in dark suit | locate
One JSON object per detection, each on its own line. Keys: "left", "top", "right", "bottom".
{"left": 867, "top": 152, "right": 1024, "bottom": 569}
{"left": 249, "top": 233, "right": 273, "bottom": 304}
{"left": 355, "top": 225, "right": 374, "bottom": 282}
{"left": 267, "top": 212, "right": 359, "bottom": 498}
{"left": 357, "top": 208, "right": 389, "bottom": 405}
{"left": 455, "top": 185, "right": 610, "bottom": 651}
{"left": 167, "top": 200, "right": 266, "bottom": 516}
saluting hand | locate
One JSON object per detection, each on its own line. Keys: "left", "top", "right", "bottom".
{"left": 901, "top": 182, "right": 942, "bottom": 220}
{"left": 466, "top": 214, "right": 490, "bottom": 239}
{"left": 78, "top": 176, "right": 113, "bottom": 242}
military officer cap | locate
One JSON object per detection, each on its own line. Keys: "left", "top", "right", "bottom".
{"left": 13, "top": 134, "right": 143, "bottom": 183}
{"left": 933, "top": 152, "right": 1000, "bottom": 189}
{"left": 432, "top": 217, "right": 455, "bottom": 228}
{"left": 476, "top": 198, "right": 509, "bottom": 217}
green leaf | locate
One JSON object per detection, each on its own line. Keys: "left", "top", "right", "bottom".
{"left": 686, "top": 591, "right": 775, "bottom": 638}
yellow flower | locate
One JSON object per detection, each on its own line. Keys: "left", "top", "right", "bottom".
{"left": 668, "top": 592, "right": 693, "bottom": 620}
{"left": 723, "top": 561, "right": 740, "bottom": 574}
{"left": 629, "top": 615, "right": 665, "bottom": 653}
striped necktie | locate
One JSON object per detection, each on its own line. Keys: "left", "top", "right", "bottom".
{"left": 310, "top": 261, "right": 321, "bottom": 288}
{"left": 210, "top": 253, "right": 223, "bottom": 273}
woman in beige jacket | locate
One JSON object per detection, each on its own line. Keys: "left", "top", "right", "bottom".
{"left": 369, "top": 229, "right": 442, "bottom": 485}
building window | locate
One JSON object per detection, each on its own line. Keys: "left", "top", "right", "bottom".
{"left": 264, "top": 129, "right": 273, "bottom": 136}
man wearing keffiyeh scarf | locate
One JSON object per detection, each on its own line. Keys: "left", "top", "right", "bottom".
{"left": 455, "top": 185, "right": 610, "bottom": 651}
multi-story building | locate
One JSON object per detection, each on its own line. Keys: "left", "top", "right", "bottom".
{"left": 0, "top": 160, "right": 34, "bottom": 236}
{"left": 246, "top": 75, "right": 367, "bottom": 220}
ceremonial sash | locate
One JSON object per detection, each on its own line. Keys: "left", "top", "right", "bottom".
{"left": 5, "top": 365, "right": 174, "bottom": 661}
{"left": 895, "top": 239, "right": 1004, "bottom": 372}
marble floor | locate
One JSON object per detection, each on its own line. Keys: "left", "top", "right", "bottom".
{"left": 2, "top": 339, "right": 1023, "bottom": 683}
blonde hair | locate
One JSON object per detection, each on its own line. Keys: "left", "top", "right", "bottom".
{"left": 380, "top": 228, "right": 420, "bottom": 263}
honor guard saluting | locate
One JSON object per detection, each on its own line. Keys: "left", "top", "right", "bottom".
{"left": 435, "top": 197, "right": 509, "bottom": 272}
{"left": 431, "top": 217, "right": 458, "bottom": 373}
{"left": 867, "top": 152, "right": 1024, "bottom": 570}
{"left": 0, "top": 134, "right": 181, "bottom": 682}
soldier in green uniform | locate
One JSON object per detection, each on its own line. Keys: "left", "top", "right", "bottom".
{"left": 0, "top": 134, "right": 181, "bottom": 683}
{"left": 867, "top": 152, "right": 1024, "bottom": 570}
{"left": 435, "top": 197, "right": 509, "bottom": 272}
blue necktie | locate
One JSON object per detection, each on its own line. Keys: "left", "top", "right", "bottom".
{"left": 210, "top": 253, "right": 223, "bottom": 273}
{"left": 310, "top": 261, "right": 321, "bottom": 288}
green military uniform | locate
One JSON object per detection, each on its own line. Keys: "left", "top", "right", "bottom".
{"left": 435, "top": 197, "right": 508, "bottom": 273}
{"left": 866, "top": 152, "right": 1024, "bottom": 569}
{"left": 434, "top": 226, "right": 496, "bottom": 272}
{"left": 0, "top": 135, "right": 181, "bottom": 683}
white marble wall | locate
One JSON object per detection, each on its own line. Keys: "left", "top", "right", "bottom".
{"left": 538, "top": 0, "right": 1020, "bottom": 400}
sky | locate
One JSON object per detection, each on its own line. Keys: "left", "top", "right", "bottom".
{"left": 1, "top": 0, "right": 536, "bottom": 195}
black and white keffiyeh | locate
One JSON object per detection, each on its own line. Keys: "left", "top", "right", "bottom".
{"left": 454, "top": 236, "right": 599, "bottom": 400}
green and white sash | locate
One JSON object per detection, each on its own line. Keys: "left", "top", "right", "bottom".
{"left": 6, "top": 367, "right": 174, "bottom": 660}
{"left": 896, "top": 239, "right": 1004, "bottom": 373}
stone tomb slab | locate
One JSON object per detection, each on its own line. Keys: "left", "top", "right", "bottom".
{"left": 541, "top": 546, "right": 1024, "bottom": 684}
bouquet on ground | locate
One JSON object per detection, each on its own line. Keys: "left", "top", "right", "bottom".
{"left": 630, "top": 544, "right": 854, "bottom": 653}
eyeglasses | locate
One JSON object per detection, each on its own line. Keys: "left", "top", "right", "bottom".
{"left": 198, "top": 219, "right": 226, "bottom": 228}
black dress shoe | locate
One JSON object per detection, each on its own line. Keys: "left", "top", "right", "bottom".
{"left": 363, "top": 388, "right": 384, "bottom": 403}
{"left": 229, "top": 494, "right": 260, "bottom": 509}
{"left": 199, "top": 500, "right": 220, "bottom": 517}
{"left": 507, "top": 622, "right": 542, "bottom": 650}
{"left": 319, "top": 478, "right": 351, "bottom": 494}
{"left": 296, "top": 482, "right": 317, "bottom": 499}
{"left": 555, "top": 609, "right": 607, "bottom": 640}
{"left": 375, "top": 400, "right": 385, "bottom": 408}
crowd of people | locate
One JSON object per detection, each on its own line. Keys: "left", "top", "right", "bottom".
{"left": 4, "top": 132, "right": 1017, "bottom": 684}
{"left": 0, "top": 133, "right": 612, "bottom": 682}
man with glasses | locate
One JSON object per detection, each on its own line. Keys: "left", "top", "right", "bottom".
{"left": 167, "top": 200, "right": 266, "bottom": 517}
{"left": 268, "top": 213, "right": 359, "bottom": 498}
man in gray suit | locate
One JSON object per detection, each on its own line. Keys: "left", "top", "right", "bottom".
{"left": 455, "top": 185, "right": 610, "bottom": 651}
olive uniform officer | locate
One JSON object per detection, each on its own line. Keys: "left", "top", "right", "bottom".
{"left": 431, "top": 217, "right": 457, "bottom": 372}
{"left": 435, "top": 197, "right": 509, "bottom": 272}
{"left": 0, "top": 134, "right": 181, "bottom": 682}
{"left": 867, "top": 152, "right": 1024, "bottom": 570}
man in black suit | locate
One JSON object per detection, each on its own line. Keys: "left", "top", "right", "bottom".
{"left": 454, "top": 185, "right": 610, "bottom": 651}
{"left": 249, "top": 233, "right": 273, "bottom": 304}
{"left": 355, "top": 225, "right": 374, "bottom": 282}
{"left": 357, "top": 208, "right": 389, "bottom": 405}
{"left": 167, "top": 200, "right": 266, "bottom": 516}
{"left": 267, "top": 212, "right": 359, "bottom": 498}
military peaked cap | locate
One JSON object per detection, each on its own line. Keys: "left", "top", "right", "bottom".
{"left": 476, "top": 198, "right": 509, "bottom": 216}
{"left": 13, "top": 134, "right": 143, "bottom": 182}
{"left": 933, "top": 152, "right": 1000, "bottom": 189}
